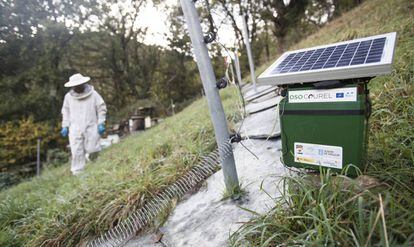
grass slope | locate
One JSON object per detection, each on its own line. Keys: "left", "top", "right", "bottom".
{"left": 0, "top": 88, "right": 241, "bottom": 246}
{"left": 231, "top": 0, "right": 414, "bottom": 245}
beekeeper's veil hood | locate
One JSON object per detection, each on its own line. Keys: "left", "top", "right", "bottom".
{"left": 70, "top": 84, "right": 93, "bottom": 99}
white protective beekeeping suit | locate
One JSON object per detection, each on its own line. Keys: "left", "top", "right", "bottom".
{"left": 61, "top": 83, "right": 107, "bottom": 174}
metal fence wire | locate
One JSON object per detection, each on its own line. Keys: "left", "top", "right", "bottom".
{"left": 87, "top": 140, "right": 234, "bottom": 247}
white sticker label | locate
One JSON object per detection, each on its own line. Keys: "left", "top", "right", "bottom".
{"left": 294, "top": 142, "right": 343, "bottom": 169}
{"left": 289, "top": 87, "right": 357, "bottom": 103}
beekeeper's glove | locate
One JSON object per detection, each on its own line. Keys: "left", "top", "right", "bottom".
{"left": 98, "top": 123, "right": 105, "bottom": 135}
{"left": 61, "top": 127, "right": 69, "bottom": 137}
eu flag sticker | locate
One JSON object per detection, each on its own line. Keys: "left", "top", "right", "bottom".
{"left": 336, "top": 93, "right": 344, "bottom": 98}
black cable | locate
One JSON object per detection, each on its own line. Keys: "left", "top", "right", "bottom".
{"left": 204, "top": 0, "right": 215, "bottom": 31}
{"left": 279, "top": 98, "right": 288, "bottom": 157}
{"left": 214, "top": 28, "right": 254, "bottom": 157}
{"left": 240, "top": 141, "right": 259, "bottom": 160}
{"left": 206, "top": 14, "right": 248, "bottom": 134}
{"left": 206, "top": 24, "right": 247, "bottom": 128}
{"left": 282, "top": 160, "right": 304, "bottom": 175}
{"left": 204, "top": 0, "right": 228, "bottom": 34}
{"left": 211, "top": 36, "right": 248, "bottom": 134}
{"left": 248, "top": 104, "right": 278, "bottom": 115}
{"left": 207, "top": 8, "right": 301, "bottom": 172}
{"left": 277, "top": 98, "right": 308, "bottom": 175}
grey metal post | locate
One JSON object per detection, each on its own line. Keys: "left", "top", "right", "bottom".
{"left": 229, "top": 58, "right": 236, "bottom": 84}
{"left": 36, "top": 137, "right": 41, "bottom": 176}
{"left": 241, "top": 14, "right": 257, "bottom": 90}
{"left": 180, "top": 0, "right": 239, "bottom": 190}
{"left": 171, "top": 99, "right": 176, "bottom": 115}
{"left": 234, "top": 48, "right": 243, "bottom": 85}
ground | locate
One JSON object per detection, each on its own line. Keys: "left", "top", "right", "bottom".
{"left": 125, "top": 85, "right": 285, "bottom": 246}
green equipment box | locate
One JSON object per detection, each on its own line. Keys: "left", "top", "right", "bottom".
{"left": 280, "top": 82, "right": 371, "bottom": 176}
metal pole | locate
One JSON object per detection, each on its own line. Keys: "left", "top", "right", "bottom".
{"left": 36, "top": 137, "right": 41, "bottom": 176}
{"left": 229, "top": 58, "right": 236, "bottom": 85}
{"left": 180, "top": 0, "right": 239, "bottom": 190}
{"left": 234, "top": 48, "right": 243, "bottom": 85}
{"left": 241, "top": 14, "right": 257, "bottom": 90}
{"left": 171, "top": 99, "right": 176, "bottom": 115}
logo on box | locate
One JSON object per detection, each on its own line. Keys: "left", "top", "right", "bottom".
{"left": 336, "top": 93, "right": 344, "bottom": 98}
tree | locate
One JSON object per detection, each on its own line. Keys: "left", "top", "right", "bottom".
{"left": 214, "top": 0, "right": 262, "bottom": 47}
{"left": 261, "top": 0, "right": 310, "bottom": 53}
{"left": 332, "top": 0, "right": 364, "bottom": 19}
{"left": 0, "top": 0, "right": 87, "bottom": 123}
{"left": 97, "top": 0, "right": 147, "bottom": 104}
{"left": 306, "top": 0, "right": 364, "bottom": 25}
{"left": 148, "top": 5, "right": 201, "bottom": 114}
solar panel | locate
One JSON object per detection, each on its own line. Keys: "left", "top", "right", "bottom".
{"left": 258, "top": 32, "right": 396, "bottom": 85}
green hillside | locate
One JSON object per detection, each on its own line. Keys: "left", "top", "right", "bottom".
{"left": 231, "top": 0, "right": 414, "bottom": 245}
{"left": 0, "top": 88, "right": 241, "bottom": 246}
{"left": 1, "top": 0, "right": 413, "bottom": 246}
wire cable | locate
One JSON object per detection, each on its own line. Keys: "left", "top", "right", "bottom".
{"left": 202, "top": 0, "right": 264, "bottom": 161}
{"left": 239, "top": 141, "right": 259, "bottom": 160}
{"left": 88, "top": 141, "right": 234, "bottom": 247}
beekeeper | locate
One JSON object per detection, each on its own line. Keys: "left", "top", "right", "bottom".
{"left": 60, "top": 73, "right": 107, "bottom": 175}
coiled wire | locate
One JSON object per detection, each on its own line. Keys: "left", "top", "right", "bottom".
{"left": 87, "top": 140, "right": 234, "bottom": 247}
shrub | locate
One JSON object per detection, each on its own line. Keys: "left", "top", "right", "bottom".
{"left": 0, "top": 117, "right": 58, "bottom": 173}
{"left": 0, "top": 173, "right": 21, "bottom": 191}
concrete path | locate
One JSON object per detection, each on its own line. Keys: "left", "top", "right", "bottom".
{"left": 125, "top": 84, "right": 286, "bottom": 247}
{"left": 245, "top": 96, "right": 281, "bottom": 115}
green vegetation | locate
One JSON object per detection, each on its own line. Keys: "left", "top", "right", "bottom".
{"left": 0, "top": 118, "right": 62, "bottom": 178}
{"left": 1, "top": 0, "right": 412, "bottom": 246}
{"left": 222, "top": 182, "right": 248, "bottom": 201}
{"left": 0, "top": 88, "right": 241, "bottom": 246}
{"left": 231, "top": 0, "right": 414, "bottom": 245}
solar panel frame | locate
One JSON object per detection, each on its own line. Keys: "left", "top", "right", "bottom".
{"left": 258, "top": 32, "right": 396, "bottom": 85}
